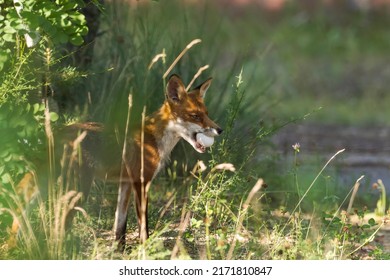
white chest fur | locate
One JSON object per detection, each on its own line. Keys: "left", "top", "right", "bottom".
{"left": 154, "top": 120, "right": 181, "bottom": 177}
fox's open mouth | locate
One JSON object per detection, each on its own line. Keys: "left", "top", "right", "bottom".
{"left": 193, "top": 133, "right": 206, "bottom": 153}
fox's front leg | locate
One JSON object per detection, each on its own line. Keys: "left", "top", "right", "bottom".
{"left": 134, "top": 182, "right": 149, "bottom": 244}
{"left": 113, "top": 182, "right": 132, "bottom": 250}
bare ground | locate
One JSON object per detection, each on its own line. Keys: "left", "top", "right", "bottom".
{"left": 272, "top": 123, "right": 390, "bottom": 159}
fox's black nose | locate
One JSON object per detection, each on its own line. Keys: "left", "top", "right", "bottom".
{"left": 217, "top": 128, "right": 223, "bottom": 135}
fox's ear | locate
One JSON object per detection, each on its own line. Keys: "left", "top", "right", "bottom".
{"left": 198, "top": 78, "right": 212, "bottom": 99}
{"left": 166, "top": 74, "right": 186, "bottom": 103}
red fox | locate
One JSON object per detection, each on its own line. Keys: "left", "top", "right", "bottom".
{"left": 112, "top": 74, "right": 223, "bottom": 248}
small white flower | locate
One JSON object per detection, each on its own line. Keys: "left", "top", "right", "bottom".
{"left": 292, "top": 143, "right": 300, "bottom": 153}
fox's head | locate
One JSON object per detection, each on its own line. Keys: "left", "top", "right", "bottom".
{"left": 165, "top": 74, "right": 223, "bottom": 153}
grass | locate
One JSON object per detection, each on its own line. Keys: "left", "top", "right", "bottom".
{"left": 1, "top": 0, "right": 390, "bottom": 260}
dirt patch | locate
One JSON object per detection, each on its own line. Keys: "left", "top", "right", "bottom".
{"left": 272, "top": 123, "right": 390, "bottom": 157}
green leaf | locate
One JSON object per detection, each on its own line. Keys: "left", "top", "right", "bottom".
{"left": 60, "top": 13, "right": 71, "bottom": 27}
{"left": 79, "top": 25, "right": 88, "bottom": 36}
{"left": 64, "top": 25, "right": 78, "bottom": 35}
{"left": 39, "top": 103, "right": 45, "bottom": 111}
{"left": 0, "top": 150, "right": 10, "bottom": 159}
{"left": 2, "top": 33, "right": 14, "bottom": 42}
{"left": 69, "top": 34, "right": 84, "bottom": 46}
{"left": 3, "top": 25, "right": 16, "bottom": 34}
{"left": 45, "top": 25, "right": 58, "bottom": 37}
{"left": 1, "top": 173, "right": 11, "bottom": 184}
{"left": 56, "top": 32, "right": 69, "bottom": 44}
{"left": 3, "top": 153, "right": 12, "bottom": 162}
{"left": 23, "top": 11, "right": 42, "bottom": 29}
{"left": 69, "top": 13, "right": 86, "bottom": 23}
{"left": 33, "top": 103, "right": 40, "bottom": 114}
{"left": 50, "top": 112, "right": 59, "bottom": 122}
{"left": 368, "top": 218, "right": 377, "bottom": 227}
{"left": 63, "top": 2, "right": 78, "bottom": 10}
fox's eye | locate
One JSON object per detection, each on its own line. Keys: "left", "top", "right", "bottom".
{"left": 190, "top": 113, "right": 201, "bottom": 121}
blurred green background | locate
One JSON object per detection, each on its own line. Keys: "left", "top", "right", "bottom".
{"left": 87, "top": 0, "right": 390, "bottom": 196}
{"left": 88, "top": 0, "right": 390, "bottom": 126}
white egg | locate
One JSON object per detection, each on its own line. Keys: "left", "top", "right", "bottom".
{"left": 196, "top": 133, "right": 214, "bottom": 147}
